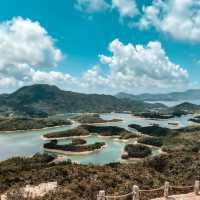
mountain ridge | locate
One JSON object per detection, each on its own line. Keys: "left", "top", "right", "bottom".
{"left": 116, "top": 89, "right": 200, "bottom": 101}
{"left": 0, "top": 84, "right": 165, "bottom": 117}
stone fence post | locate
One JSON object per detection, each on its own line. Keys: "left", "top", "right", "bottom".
{"left": 164, "top": 181, "right": 169, "bottom": 199}
{"left": 194, "top": 180, "right": 199, "bottom": 195}
{"left": 97, "top": 190, "right": 106, "bottom": 200}
{"left": 132, "top": 185, "right": 139, "bottom": 200}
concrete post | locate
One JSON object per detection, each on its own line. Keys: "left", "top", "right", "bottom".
{"left": 97, "top": 190, "right": 106, "bottom": 200}
{"left": 194, "top": 180, "right": 200, "bottom": 195}
{"left": 164, "top": 181, "right": 169, "bottom": 199}
{"left": 132, "top": 185, "right": 139, "bottom": 200}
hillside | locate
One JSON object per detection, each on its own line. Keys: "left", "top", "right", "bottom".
{"left": 0, "top": 84, "right": 165, "bottom": 117}
{"left": 116, "top": 89, "right": 200, "bottom": 101}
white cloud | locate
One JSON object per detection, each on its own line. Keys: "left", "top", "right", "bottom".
{"left": 139, "top": 0, "right": 200, "bottom": 42}
{"left": 98, "top": 39, "right": 188, "bottom": 93}
{"left": 0, "top": 17, "right": 190, "bottom": 94}
{"left": 75, "top": 0, "right": 109, "bottom": 13}
{"left": 112, "top": 0, "right": 139, "bottom": 19}
{"left": 0, "top": 17, "right": 69, "bottom": 92}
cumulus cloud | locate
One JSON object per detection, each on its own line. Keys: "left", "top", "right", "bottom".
{"left": 74, "top": 0, "right": 109, "bottom": 13}
{"left": 112, "top": 0, "right": 139, "bottom": 19}
{"left": 0, "top": 17, "right": 71, "bottom": 92}
{"left": 0, "top": 17, "right": 189, "bottom": 94}
{"left": 98, "top": 39, "right": 188, "bottom": 92}
{"left": 139, "top": 0, "right": 200, "bottom": 42}
{"left": 74, "top": 0, "right": 138, "bottom": 21}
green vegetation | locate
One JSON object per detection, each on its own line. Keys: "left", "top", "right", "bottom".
{"left": 134, "top": 112, "right": 173, "bottom": 119}
{"left": 43, "top": 127, "right": 90, "bottom": 139}
{"left": 71, "top": 138, "right": 87, "bottom": 145}
{"left": 116, "top": 89, "right": 200, "bottom": 101}
{"left": 44, "top": 140, "right": 105, "bottom": 153}
{"left": 162, "top": 126, "right": 200, "bottom": 153}
{"left": 123, "top": 144, "right": 152, "bottom": 159}
{"left": 82, "top": 125, "right": 131, "bottom": 137}
{"left": 189, "top": 115, "right": 200, "bottom": 123}
{"left": 138, "top": 136, "right": 163, "bottom": 147}
{"left": 0, "top": 117, "right": 71, "bottom": 131}
{"left": 0, "top": 152, "right": 199, "bottom": 200}
{"left": 128, "top": 124, "right": 171, "bottom": 137}
{"left": 119, "top": 132, "right": 139, "bottom": 140}
{"left": 72, "top": 114, "right": 121, "bottom": 124}
{"left": 0, "top": 84, "right": 168, "bottom": 117}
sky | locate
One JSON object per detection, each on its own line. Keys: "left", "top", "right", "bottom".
{"left": 0, "top": 0, "right": 200, "bottom": 94}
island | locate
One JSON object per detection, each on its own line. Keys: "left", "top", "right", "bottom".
{"left": 82, "top": 125, "right": 139, "bottom": 138}
{"left": 72, "top": 114, "right": 122, "bottom": 124}
{"left": 134, "top": 112, "right": 174, "bottom": 119}
{"left": 0, "top": 117, "right": 72, "bottom": 132}
{"left": 122, "top": 144, "right": 152, "bottom": 159}
{"left": 43, "top": 127, "right": 90, "bottom": 140}
{"left": 43, "top": 139, "right": 106, "bottom": 155}
{"left": 189, "top": 115, "right": 200, "bottom": 123}
{"left": 128, "top": 124, "right": 171, "bottom": 137}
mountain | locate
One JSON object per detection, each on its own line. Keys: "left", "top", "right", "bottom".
{"left": 169, "top": 102, "right": 200, "bottom": 115}
{"left": 0, "top": 84, "right": 165, "bottom": 117}
{"left": 116, "top": 89, "right": 200, "bottom": 101}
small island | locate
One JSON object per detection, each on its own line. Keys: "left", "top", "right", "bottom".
{"left": 134, "top": 112, "right": 174, "bottom": 119}
{"left": 128, "top": 124, "right": 171, "bottom": 137}
{"left": 82, "top": 125, "right": 137, "bottom": 138}
{"left": 44, "top": 139, "right": 106, "bottom": 155}
{"left": 72, "top": 114, "right": 122, "bottom": 124}
{"left": 0, "top": 117, "right": 72, "bottom": 132}
{"left": 189, "top": 115, "right": 200, "bottom": 123}
{"left": 122, "top": 144, "right": 152, "bottom": 159}
{"left": 43, "top": 127, "right": 90, "bottom": 140}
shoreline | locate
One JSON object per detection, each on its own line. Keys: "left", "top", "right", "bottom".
{"left": 42, "top": 134, "right": 92, "bottom": 141}
{"left": 43, "top": 144, "right": 107, "bottom": 156}
{"left": 0, "top": 124, "right": 75, "bottom": 134}
{"left": 0, "top": 120, "right": 79, "bottom": 134}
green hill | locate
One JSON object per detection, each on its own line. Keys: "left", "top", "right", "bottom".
{"left": 0, "top": 84, "right": 165, "bottom": 117}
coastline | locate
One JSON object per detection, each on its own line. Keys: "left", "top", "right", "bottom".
{"left": 0, "top": 124, "right": 74, "bottom": 134}
{"left": 43, "top": 144, "right": 107, "bottom": 156}
{"left": 0, "top": 120, "right": 79, "bottom": 134}
{"left": 42, "top": 134, "right": 92, "bottom": 141}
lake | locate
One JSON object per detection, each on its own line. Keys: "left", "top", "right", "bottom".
{"left": 0, "top": 113, "right": 196, "bottom": 164}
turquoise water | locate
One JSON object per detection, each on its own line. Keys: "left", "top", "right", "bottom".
{"left": 0, "top": 113, "right": 196, "bottom": 164}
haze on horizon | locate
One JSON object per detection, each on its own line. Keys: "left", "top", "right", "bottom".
{"left": 0, "top": 0, "right": 200, "bottom": 95}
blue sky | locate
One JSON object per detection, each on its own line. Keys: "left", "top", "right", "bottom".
{"left": 0, "top": 0, "right": 200, "bottom": 94}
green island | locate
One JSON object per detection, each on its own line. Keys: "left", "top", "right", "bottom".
{"left": 43, "top": 125, "right": 139, "bottom": 140}
{"left": 122, "top": 144, "right": 152, "bottom": 159}
{"left": 43, "top": 127, "right": 90, "bottom": 140}
{"left": 82, "top": 125, "right": 134, "bottom": 137}
{"left": 134, "top": 111, "right": 174, "bottom": 119}
{"left": 189, "top": 115, "right": 200, "bottom": 123}
{"left": 72, "top": 114, "right": 122, "bottom": 124}
{"left": 44, "top": 139, "right": 106, "bottom": 155}
{"left": 128, "top": 124, "right": 171, "bottom": 137}
{"left": 0, "top": 117, "right": 72, "bottom": 132}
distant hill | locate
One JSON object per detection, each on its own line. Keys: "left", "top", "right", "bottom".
{"left": 169, "top": 102, "right": 200, "bottom": 114}
{"left": 0, "top": 84, "right": 165, "bottom": 117}
{"left": 116, "top": 89, "right": 200, "bottom": 101}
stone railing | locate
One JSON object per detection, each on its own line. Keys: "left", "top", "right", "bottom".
{"left": 97, "top": 180, "right": 200, "bottom": 200}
